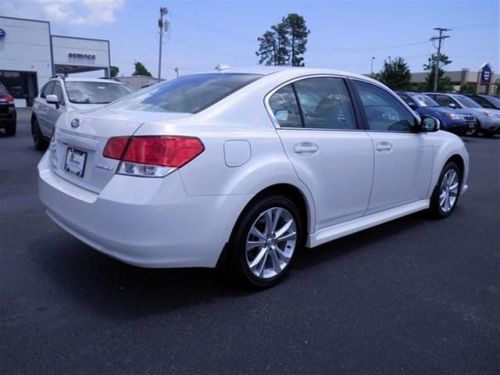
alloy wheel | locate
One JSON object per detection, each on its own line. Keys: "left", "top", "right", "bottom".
{"left": 439, "top": 169, "right": 459, "bottom": 213}
{"left": 245, "top": 207, "right": 297, "bottom": 279}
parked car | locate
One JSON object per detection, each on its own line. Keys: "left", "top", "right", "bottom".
{"left": 32, "top": 76, "right": 132, "bottom": 150}
{"left": 0, "top": 82, "right": 17, "bottom": 136}
{"left": 396, "top": 91, "right": 476, "bottom": 135}
{"left": 425, "top": 92, "right": 500, "bottom": 137}
{"left": 465, "top": 94, "right": 500, "bottom": 110}
{"left": 38, "top": 68, "right": 469, "bottom": 288}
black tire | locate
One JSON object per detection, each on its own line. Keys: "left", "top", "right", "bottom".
{"left": 429, "top": 161, "right": 462, "bottom": 219}
{"left": 31, "top": 117, "right": 49, "bottom": 150}
{"left": 5, "top": 122, "right": 16, "bottom": 136}
{"left": 225, "top": 194, "right": 303, "bottom": 288}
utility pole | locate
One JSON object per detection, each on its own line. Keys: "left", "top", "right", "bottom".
{"left": 430, "top": 27, "right": 451, "bottom": 91}
{"left": 157, "top": 6, "right": 169, "bottom": 82}
{"left": 370, "top": 57, "right": 375, "bottom": 76}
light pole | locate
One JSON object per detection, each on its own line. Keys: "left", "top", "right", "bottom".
{"left": 157, "top": 6, "right": 168, "bottom": 82}
{"left": 370, "top": 57, "right": 375, "bottom": 76}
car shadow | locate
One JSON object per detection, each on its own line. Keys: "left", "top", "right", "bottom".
{"left": 29, "top": 210, "right": 430, "bottom": 319}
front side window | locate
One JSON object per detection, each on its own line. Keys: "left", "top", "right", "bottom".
{"left": 354, "top": 81, "right": 414, "bottom": 132}
{"left": 65, "top": 82, "right": 132, "bottom": 104}
{"left": 433, "top": 95, "right": 456, "bottom": 108}
{"left": 268, "top": 85, "right": 302, "bottom": 128}
{"left": 52, "top": 83, "right": 65, "bottom": 106}
{"left": 109, "top": 73, "right": 262, "bottom": 113}
{"left": 41, "top": 82, "right": 55, "bottom": 99}
{"left": 294, "top": 77, "right": 356, "bottom": 130}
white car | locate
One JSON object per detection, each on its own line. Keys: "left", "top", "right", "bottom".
{"left": 32, "top": 76, "right": 132, "bottom": 150}
{"left": 38, "top": 68, "right": 469, "bottom": 287}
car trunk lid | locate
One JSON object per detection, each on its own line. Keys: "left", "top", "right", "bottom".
{"left": 50, "top": 109, "right": 191, "bottom": 193}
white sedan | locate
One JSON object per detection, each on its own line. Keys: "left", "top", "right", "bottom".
{"left": 38, "top": 67, "right": 469, "bottom": 287}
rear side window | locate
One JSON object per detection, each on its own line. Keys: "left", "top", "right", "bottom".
{"left": 41, "top": 82, "right": 55, "bottom": 99}
{"left": 110, "top": 73, "right": 262, "bottom": 114}
{"left": 268, "top": 77, "right": 357, "bottom": 130}
{"left": 354, "top": 81, "right": 415, "bottom": 132}
{"left": 294, "top": 78, "right": 356, "bottom": 130}
{"left": 268, "top": 85, "right": 302, "bottom": 128}
{"left": 0, "top": 83, "right": 9, "bottom": 95}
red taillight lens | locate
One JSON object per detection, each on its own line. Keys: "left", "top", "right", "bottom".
{"left": 103, "top": 136, "right": 130, "bottom": 160}
{"left": 0, "top": 95, "right": 14, "bottom": 103}
{"left": 103, "top": 136, "right": 204, "bottom": 168}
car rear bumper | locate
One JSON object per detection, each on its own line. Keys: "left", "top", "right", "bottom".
{"left": 38, "top": 153, "right": 250, "bottom": 268}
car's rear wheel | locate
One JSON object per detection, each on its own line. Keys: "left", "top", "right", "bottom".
{"left": 227, "top": 195, "right": 302, "bottom": 288}
{"left": 31, "top": 117, "right": 48, "bottom": 150}
{"left": 5, "top": 122, "right": 16, "bottom": 136}
{"left": 430, "top": 162, "right": 461, "bottom": 219}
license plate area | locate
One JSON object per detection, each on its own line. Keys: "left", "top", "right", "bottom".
{"left": 64, "top": 147, "right": 87, "bottom": 178}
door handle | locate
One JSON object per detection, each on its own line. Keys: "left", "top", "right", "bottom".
{"left": 294, "top": 142, "right": 319, "bottom": 154}
{"left": 376, "top": 142, "right": 393, "bottom": 152}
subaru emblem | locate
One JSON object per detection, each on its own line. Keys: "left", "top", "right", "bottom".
{"left": 71, "top": 118, "right": 80, "bottom": 129}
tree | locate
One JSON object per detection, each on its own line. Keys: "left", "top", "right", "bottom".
{"left": 110, "top": 65, "right": 119, "bottom": 77}
{"left": 132, "top": 61, "right": 152, "bottom": 77}
{"left": 376, "top": 57, "right": 411, "bottom": 90}
{"left": 283, "top": 13, "right": 310, "bottom": 66}
{"left": 421, "top": 54, "right": 453, "bottom": 91}
{"left": 459, "top": 84, "right": 476, "bottom": 94}
{"left": 256, "top": 13, "right": 310, "bottom": 66}
{"left": 495, "top": 79, "right": 500, "bottom": 95}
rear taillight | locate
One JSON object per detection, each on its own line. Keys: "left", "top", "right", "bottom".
{"left": 103, "top": 136, "right": 204, "bottom": 177}
{"left": 0, "top": 95, "right": 14, "bottom": 103}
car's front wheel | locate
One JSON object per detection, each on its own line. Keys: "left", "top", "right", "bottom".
{"left": 430, "top": 162, "right": 461, "bottom": 218}
{"left": 227, "top": 195, "right": 303, "bottom": 288}
{"left": 31, "top": 117, "right": 48, "bottom": 150}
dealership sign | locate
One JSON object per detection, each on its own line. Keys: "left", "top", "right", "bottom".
{"left": 480, "top": 63, "right": 492, "bottom": 85}
{"left": 0, "top": 28, "right": 6, "bottom": 39}
{"left": 68, "top": 53, "right": 96, "bottom": 64}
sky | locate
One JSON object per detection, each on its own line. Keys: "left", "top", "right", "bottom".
{"left": 1, "top": 0, "right": 499, "bottom": 79}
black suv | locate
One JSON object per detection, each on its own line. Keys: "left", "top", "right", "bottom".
{"left": 0, "top": 82, "right": 17, "bottom": 136}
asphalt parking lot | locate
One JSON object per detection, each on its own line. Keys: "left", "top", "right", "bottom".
{"left": 1, "top": 109, "right": 499, "bottom": 374}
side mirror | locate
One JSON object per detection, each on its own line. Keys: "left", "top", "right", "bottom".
{"left": 421, "top": 116, "right": 440, "bottom": 132}
{"left": 46, "top": 94, "right": 60, "bottom": 108}
{"left": 448, "top": 102, "right": 457, "bottom": 109}
{"left": 407, "top": 102, "right": 417, "bottom": 109}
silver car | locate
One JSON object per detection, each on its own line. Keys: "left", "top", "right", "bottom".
{"left": 32, "top": 76, "right": 131, "bottom": 149}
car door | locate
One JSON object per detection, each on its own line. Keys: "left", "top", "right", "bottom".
{"left": 269, "top": 76, "right": 374, "bottom": 232}
{"left": 35, "top": 81, "right": 55, "bottom": 134}
{"left": 352, "top": 80, "right": 434, "bottom": 214}
{"left": 43, "top": 82, "right": 66, "bottom": 137}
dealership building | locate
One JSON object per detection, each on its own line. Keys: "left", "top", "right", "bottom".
{"left": 0, "top": 16, "right": 111, "bottom": 107}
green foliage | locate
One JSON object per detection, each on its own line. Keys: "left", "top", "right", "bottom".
{"left": 132, "top": 61, "right": 152, "bottom": 77}
{"left": 256, "top": 13, "right": 310, "bottom": 66}
{"left": 495, "top": 79, "right": 500, "bottom": 95}
{"left": 422, "top": 54, "right": 453, "bottom": 91}
{"left": 110, "top": 65, "right": 119, "bottom": 78}
{"left": 460, "top": 84, "right": 476, "bottom": 94}
{"left": 375, "top": 57, "right": 411, "bottom": 90}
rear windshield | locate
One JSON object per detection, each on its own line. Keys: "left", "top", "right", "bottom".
{"left": 65, "top": 81, "right": 132, "bottom": 104}
{"left": 108, "top": 73, "right": 263, "bottom": 114}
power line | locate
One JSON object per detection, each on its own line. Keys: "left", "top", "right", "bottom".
{"left": 430, "top": 27, "right": 451, "bottom": 91}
